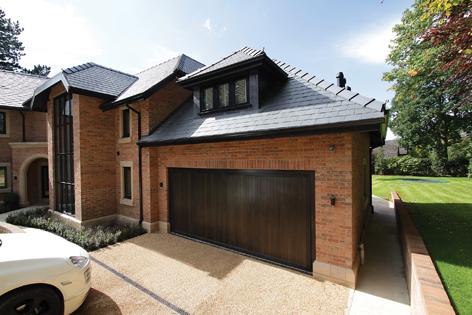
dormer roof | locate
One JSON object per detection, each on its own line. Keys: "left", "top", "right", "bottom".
{"left": 178, "top": 47, "right": 286, "bottom": 88}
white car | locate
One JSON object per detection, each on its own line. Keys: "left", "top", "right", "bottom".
{"left": 0, "top": 232, "right": 91, "bottom": 315}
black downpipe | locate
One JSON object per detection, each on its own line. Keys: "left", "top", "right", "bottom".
{"left": 369, "top": 146, "right": 374, "bottom": 213}
{"left": 19, "top": 111, "right": 25, "bottom": 142}
{"left": 126, "top": 104, "right": 143, "bottom": 225}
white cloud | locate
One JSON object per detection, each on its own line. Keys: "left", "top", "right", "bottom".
{"left": 342, "top": 19, "right": 399, "bottom": 64}
{"left": 1, "top": 0, "right": 103, "bottom": 74}
{"left": 203, "top": 19, "right": 214, "bottom": 32}
{"left": 202, "top": 18, "right": 226, "bottom": 36}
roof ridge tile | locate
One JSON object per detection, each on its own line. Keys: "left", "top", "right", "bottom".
{"left": 0, "top": 69, "right": 49, "bottom": 80}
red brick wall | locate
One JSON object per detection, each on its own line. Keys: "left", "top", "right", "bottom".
{"left": 141, "top": 79, "right": 192, "bottom": 134}
{"left": 350, "top": 132, "right": 371, "bottom": 261}
{"left": 24, "top": 111, "right": 47, "bottom": 142}
{"left": 74, "top": 94, "right": 116, "bottom": 221}
{"left": 115, "top": 80, "right": 192, "bottom": 220}
{"left": 150, "top": 132, "right": 369, "bottom": 269}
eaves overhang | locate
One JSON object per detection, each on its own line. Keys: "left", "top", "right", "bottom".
{"left": 138, "top": 117, "right": 386, "bottom": 148}
{"left": 177, "top": 54, "right": 287, "bottom": 89}
{"left": 27, "top": 72, "right": 70, "bottom": 112}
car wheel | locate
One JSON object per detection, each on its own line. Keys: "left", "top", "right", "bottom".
{"left": 0, "top": 285, "right": 63, "bottom": 315}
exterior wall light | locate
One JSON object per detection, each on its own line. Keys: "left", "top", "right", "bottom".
{"left": 331, "top": 196, "right": 336, "bottom": 206}
{"left": 329, "top": 145, "right": 335, "bottom": 151}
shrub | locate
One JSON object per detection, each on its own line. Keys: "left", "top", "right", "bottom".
{"left": 3, "top": 192, "right": 19, "bottom": 203}
{"left": 6, "top": 207, "right": 145, "bottom": 251}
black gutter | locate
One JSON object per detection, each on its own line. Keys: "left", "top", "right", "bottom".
{"left": 126, "top": 104, "right": 143, "bottom": 225}
{"left": 19, "top": 111, "right": 25, "bottom": 142}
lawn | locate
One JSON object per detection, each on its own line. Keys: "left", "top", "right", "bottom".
{"left": 372, "top": 175, "right": 472, "bottom": 314}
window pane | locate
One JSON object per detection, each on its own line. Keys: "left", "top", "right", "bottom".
{"left": 124, "top": 167, "right": 131, "bottom": 199}
{"left": 0, "top": 112, "right": 5, "bottom": 134}
{"left": 234, "top": 79, "right": 247, "bottom": 104}
{"left": 203, "top": 87, "right": 213, "bottom": 110}
{"left": 218, "top": 84, "right": 229, "bottom": 108}
{"left": 0, "top": 167, "right": 6, "bottom": 188}
{"left": 122, "top": 109, "right": 130, "bottom": 138}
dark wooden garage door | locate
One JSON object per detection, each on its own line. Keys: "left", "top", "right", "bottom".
{"left": 169, "top": 168, "right": 314, "bottom": 271}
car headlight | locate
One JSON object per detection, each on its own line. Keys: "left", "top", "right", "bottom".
{"left": 69, "top": 256, "right": 89, "bottom": 268}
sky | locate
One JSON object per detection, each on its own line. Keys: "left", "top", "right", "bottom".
{"left": 1, "top": 0, "right": 416, "bottom": 139}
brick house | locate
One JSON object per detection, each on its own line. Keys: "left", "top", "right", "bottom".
{"left": 0, "top": 70, "right": 49, "bottom": 207}
{"left": 26, "top": 47, "right": 388, "bottom": 288}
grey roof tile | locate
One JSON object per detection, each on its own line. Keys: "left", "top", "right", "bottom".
{"left": 139, "top": 47, "right": 386, "bottom": 145}
{"left": 64, "top": 62, "right": 138, "bottom": 97}
{"left": 338, "top": 89, "right": 358, "bottom": 100}
{"left": 365, "top": 100, "right": 384, "bottom": 112}
{"left": 327, "top": 85, "right": 344, "bottom": 95}
{"left": 0, "top": 70, "right": 48, "bottom": 108}
{"left": 317, "top": 81, "right": 334, "bottom": 90}
{"left": 350, "top": 94, "right": 375, "bottom": 106}
{"left": 114, "top": 55, "right": 204, "bottom": 103}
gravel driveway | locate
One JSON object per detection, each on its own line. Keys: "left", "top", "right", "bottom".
{"left": 73, "top": 233, "right": 350, "bottom": 315}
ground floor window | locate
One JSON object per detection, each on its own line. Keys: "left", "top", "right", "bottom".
{"left": 120, "top": 161, "right": 133, "bottom": 206}
{"left": 0, "top": 162, "right": 11, "bottom": 193}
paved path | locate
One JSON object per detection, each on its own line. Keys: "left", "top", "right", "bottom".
{"left": 348, "top": 196, "right": 411, "bottom": 315}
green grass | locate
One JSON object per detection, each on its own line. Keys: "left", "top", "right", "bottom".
{"left": 373, "top": 175, "right": 472, "bottom": 314}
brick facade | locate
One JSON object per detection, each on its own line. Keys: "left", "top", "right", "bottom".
{"left": 0, "top": 108, "right": 48, "bottom": 202}
{"left": 150, "top": 132, "right": 371, "bottom": 271}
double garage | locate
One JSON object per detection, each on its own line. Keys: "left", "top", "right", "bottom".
{"left": 168, "top": 168, "right": 315, "bottom": 271}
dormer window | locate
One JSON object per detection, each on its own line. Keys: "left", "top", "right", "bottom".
{"left": 201, "top": 77, "right": 248, "bottom": 112}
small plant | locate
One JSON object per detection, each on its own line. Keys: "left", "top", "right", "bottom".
{"left": 6, "top": 207, "right": 145, "bottom": 251}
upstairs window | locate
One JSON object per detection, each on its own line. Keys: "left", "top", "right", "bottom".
{"left": 201, "top": 77, "right": 248, "bottom": 112}
{"left": 0, "top": 112, "right": 5, "bottom": 134}
{"left": 119, "top": 107, "right": 132, "bottom": 143}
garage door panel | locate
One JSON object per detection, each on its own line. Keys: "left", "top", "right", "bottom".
{"left": 169, "top": 168, "right": 313, "bottom": 271}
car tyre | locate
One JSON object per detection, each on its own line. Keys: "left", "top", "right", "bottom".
{"left": 0, "top": 285, "right": 63, "bottom": 315}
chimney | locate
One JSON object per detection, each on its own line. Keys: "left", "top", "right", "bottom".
{"left": 336, "top": 72, "right": 346, "bottom": 88}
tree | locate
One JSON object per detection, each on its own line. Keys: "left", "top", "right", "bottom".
{"left": 383, "top": 0, "right": 472, "bottom": 166}
{"left": 0, "top": 8, "right": 50, "bottom": 76}
{"left": 21, "top": 64, "right": 51, "bottom": 77}
{"left": 0, "top": 8, "right": 24, "bottom": 71}
{"left": 421, "top": 0, "right": 472, "bottom": 109}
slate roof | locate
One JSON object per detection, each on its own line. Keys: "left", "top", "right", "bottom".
{"left": 373, "top": 140, "right": 407, "bottom": 158}
{"left": 62, "top": 62, "right": 138, "bottom": 98}
{"left": 0, "top": 70, "right": 48, "bottom": 109}
{"left": 112, "top": 54, "right": 204, "bottom": 104}
{"left": 139, "top": 47, "right": 387, "bottom": 147}
{"left": 179, "top": 47, "right": 265, "bottom": 81}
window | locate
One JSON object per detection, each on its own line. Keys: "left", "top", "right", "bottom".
{"left": 0, "top": 112, "right": 5, "bottom": 134}
{"left": 201, "top": 77, "right": 248, "bottom": 112}
{"left": 0, "top": 163, "right": 11, "bottom": 193}
{"left": 0, "top": 166, "right": 7, "bottom": 189}
{"left": 119, "top": 107, "right": 132, "bottom": 143}
{"left": 0, "top": 111, "right": 10, "bottom": 138}
{"left": 120, "top": 161, "right": 133, "bottom": 206}
{"left": 54, "top": 93, "right": 75, "bottom": 215}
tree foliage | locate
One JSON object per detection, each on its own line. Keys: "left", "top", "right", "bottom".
{"left": 0, "top": 8, "right": 24, "bottom": 71}
{"left": 383, "top": 0, "right": 472, "bottom": 164}
{"left": 421, "top": 0, "right": 472, "bottom": 109}
{"left": 0, "top": 8, "right": 50, "bottom": 76}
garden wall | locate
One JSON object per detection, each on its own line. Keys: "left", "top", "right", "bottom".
{"left": 391, "top": 191, "right": 455, "bottom": 315}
